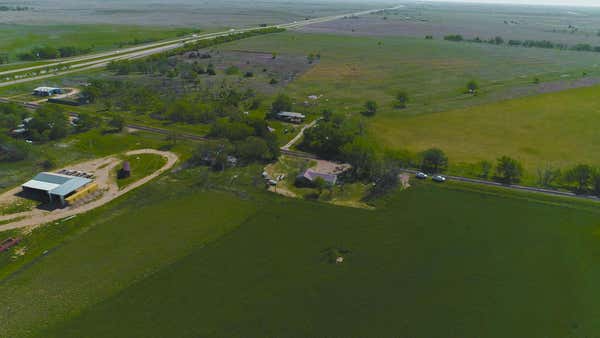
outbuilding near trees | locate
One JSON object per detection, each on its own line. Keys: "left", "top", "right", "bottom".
{"left": 118, "top": 161, "right": 131, "bottom": 179}
{"left": 22, "top": 172, "right": 93, "bottom": 206}
{"left": 276, "top": 111, "right": 306, "bottom": 123}
{"left": 295, "top": 168, "right": 337, "bottom": 187}
{"left": 33, "top": 87, "right": 62, "bottom": 97}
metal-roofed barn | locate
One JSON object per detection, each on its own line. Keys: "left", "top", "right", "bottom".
{"left": 276, "top": 111, "right": 306, "bottom": 124}
{"left": 32, "top": 87, "right": 62, "bottom": 97}
{"left": 22, "top": 172, "right": 92, "bottom": 206}
{"left": 295, "top": 169, "right": 337, "bottom": 187}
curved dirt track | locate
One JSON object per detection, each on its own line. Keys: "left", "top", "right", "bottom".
{"left": 0, "top": 149, "right": 178, "bottom": 232}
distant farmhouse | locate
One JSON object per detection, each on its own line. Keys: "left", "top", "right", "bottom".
{"left": 33, "top": 87, "right": 62, "bottom": 97}
{"left": 296, "top": 168, "right": 337, "bottom": 187}
{"left": 22, "top": 172, "right": 95, "bottom": 206}
{"left": 276, "top": 111, "right": 306, "bottom": 124}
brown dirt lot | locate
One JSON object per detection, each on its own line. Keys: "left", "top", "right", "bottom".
{"left": 0, "top": 149, "right": 178, "bottom": 232}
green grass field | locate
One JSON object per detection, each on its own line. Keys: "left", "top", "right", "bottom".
{"left": 0, "top": 129, "right": 176, "bottom": 193}
{"left": 0, "top": 24, "right": 195, "bottom": 62}
{"left": 221, "top": 32, "right": 600, "bottom": 116}
{"left": 218, "top": 32, "right": 600, "bottom": 181}
{"left": 1, "top": 166, "right": 600, "bottom": 336}
{"left": 115, "top": 153, "right": 167, "bottom": 189}
{"left": 372, "top": 84, "right": 600, "bottom": 179}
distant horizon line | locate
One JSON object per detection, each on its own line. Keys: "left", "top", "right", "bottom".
{"left": 413, "top": 0, "right": 600, "bottom": 8}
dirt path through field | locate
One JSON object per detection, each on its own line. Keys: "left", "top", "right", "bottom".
{"left": 0, "top": 149, "right": 178, "bottom": 232}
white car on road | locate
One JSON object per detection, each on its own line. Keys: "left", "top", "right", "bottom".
{"left": 432, "top": 175, "right": 447, "bottom": 183}
{"left": 416, "top": 172, "right": 428, "bottom": 179}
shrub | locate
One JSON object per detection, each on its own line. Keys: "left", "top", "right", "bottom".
{"left": 420, "top": 148, "right": 448, "bottom": 174}
{"left": 495, "top": 156, "right": 523, "bottom": 184}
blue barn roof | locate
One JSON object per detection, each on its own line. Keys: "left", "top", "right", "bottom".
{"left": 22, "top": 172, "right": 92, "bottom": 197}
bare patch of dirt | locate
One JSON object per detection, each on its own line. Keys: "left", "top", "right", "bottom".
{"left": 0, "top": 149, "right": 178, "bottom": 232}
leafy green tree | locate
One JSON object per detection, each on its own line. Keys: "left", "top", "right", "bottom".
{"left": 209, "top": 119, "right": 254, "bottom": 141}
{"left": 236, "top": 136, "right": 271, "bottom": 162}
{"left": 0, "top": 102, "right": 27, "bottom": 129}
{"left": 313, "top": 176, "right": 327, "bottom": 196}
{"left": 467, "top": 80, "right": 479, "bottom": 94}
{"left": 270, "top": 94, "right": 293, "bottom": 115}
{"left": 74, "top": 112, "right": 101, "bottom": 133}
{"left": 536, "top": 165, "right": 561, "bottom": 188}
{"left": 27, "top": 106, "right": 69, "bottom": 141}
{"left": 108, "top": 114, "right": 125, "bottom": 132}
{"left": 495, "top": 156, "right": 523, "bottom": 184}
{"left": 206, "top": 63, "right": 216, "bottom": 75}
{"left": 478, "top": 160, "right": 493, "bottom": 179}
{"left": 592, "top": 172, "right": 600, "bottom": 196}
{"left": 368, "top": 155, "right": 401, "bottom": 199}
{"left": 395, "top": 91, "right": 409, "bottom": 109}
{"left": 362, "top": 100, "right": 378, "bottom": 117}
{"left": 301, "top": 115, "right": 358, "bottom": 159}
{"left": 564, "top": 164, "right": 594, "bottom": 193}
{"left": 225, "top": 65, "right": 240, "bottom": 75}
{"left": 420, "top": 148, "right": 448, "bottom": 173}
{"left": 0, "top": 135, "right": 30, "bottom": 162}
{"left": 341, "top": 137, "right": 378, "bottom": 180}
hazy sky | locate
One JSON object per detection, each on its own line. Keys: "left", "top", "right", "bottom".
{"left": 427, "top": 0, "right": 600, "bottom": 7}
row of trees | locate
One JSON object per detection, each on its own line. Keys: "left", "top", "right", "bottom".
{"left": 17, "top": 45, "right": 92, "bottom": 61}
{"left": 442, "top": 34, "right": 600, "bottom": 53}
{"left": 108, "top": 27, "right": 286, "bottom": 77}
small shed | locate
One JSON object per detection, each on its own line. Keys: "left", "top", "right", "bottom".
{"left": 118, "top": 161, "right": 131, "bottom": 179}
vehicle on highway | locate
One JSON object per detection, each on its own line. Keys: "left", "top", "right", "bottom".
{"left": 432, "top": 175, "right": 447, "bottom": 183}
{"left": 416, "top": 172, "right": 428, "bottom": 179}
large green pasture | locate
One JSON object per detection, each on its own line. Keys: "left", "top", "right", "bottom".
{"left": 221, "top": 32, "right": 600, "bottom": 115}
{"left": 373, "top": 84, "right": 600, "bottom": 178}
{"left": 1, "top": 168, "right": 600, "bottom": 336}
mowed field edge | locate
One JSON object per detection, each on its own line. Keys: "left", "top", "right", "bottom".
{"left": 28, "top": 182, "right": 600, "bottom": 337}
{"left": 372, "top": 84, "right": 600, "bottom": 176}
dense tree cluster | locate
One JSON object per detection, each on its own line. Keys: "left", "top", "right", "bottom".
{"left": 0, "top": 134, "right": 30, "bottom": 162}
{"left": 0, "top": 6, "right": 30, "bottom": 11}
{"left": 18, "top": 45, "right": 92, "bottom": 61}
{"left": 26, "top": 105, "right": 69, "bottom": 142}
{"left": 0, "top": 103, "right": 27, "bottom": 130}
{"left": 82, "top": 79, "right": 261, "bottom": 125}
{"left": 208, "top": 115, "right": 279, "bottom": 162}
{"left": 300, "top": 112, "right": 412, "bottom": 189}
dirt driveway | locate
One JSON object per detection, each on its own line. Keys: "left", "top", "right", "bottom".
{"left": 0, "top": 149, "right": 178, "bottom": 232}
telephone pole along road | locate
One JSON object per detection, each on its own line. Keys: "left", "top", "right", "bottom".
{"left": 0, "top": 6, "right": 401, "bottom": 88}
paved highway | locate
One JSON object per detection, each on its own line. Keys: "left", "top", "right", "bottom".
{"left": 0, "top": 6, "right": 398, "bottom": 88}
